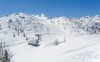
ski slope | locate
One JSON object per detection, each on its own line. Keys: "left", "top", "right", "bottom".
{"left": 8, "top": 34, "right": 100, "bottom": 62}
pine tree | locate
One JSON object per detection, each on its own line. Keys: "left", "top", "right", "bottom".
{"left": 13, "top": 33, "right": 15, "bottom": 37}
{"left": 23, "top": 33, "right": 26, "bottom": 37}
{"left": 63, "top": 37, "right": 66, "bottom": 42}
{"left": 54, "top": 39, "right": 59, "bottom": 45}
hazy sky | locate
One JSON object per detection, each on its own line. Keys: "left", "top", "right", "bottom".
{"left": 0, "top": 0, "right": 100, "bottom": 17}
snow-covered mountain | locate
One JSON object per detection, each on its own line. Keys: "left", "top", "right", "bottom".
{"left": 49, "top": 15, "right": 100, "bottom": 34}
{"left": 0, "top": 13, "right": 100, "bottom": 35}
{"left": 0, "top": 13, "right": 100, "bottom": 62}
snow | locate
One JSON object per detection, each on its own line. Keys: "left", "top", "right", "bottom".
{"left": 0, "top": 13, "right": 100, "bottom": 62}
{"left": 8, "top": 34, "right": 100, "bottom": 62}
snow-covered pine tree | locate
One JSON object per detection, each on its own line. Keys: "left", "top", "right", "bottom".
{"left": 54, "top": 39, "right": 59, "bottom": 45}
{"left": 13, "top": 32, "right": 15, "bottom": 37}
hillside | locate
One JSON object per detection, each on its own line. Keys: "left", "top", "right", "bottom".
{"left": 0, "top": 13, "right": 100, "bottom": 62}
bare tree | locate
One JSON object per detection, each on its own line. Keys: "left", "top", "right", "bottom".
{"left": 4, "top": 49, "right": 13, "bottom": 62}
{"left": 0, "top": 40, "right": 13, "bottom": 62}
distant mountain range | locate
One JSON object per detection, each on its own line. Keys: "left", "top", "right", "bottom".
{"left": 0, "top": 13, "right": 100, "bottom": 35}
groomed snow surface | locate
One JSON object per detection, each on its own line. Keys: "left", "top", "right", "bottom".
{"left": 9, "top": 34, "right": 100, "bottom": 62}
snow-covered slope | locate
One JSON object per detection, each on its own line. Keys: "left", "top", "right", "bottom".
{"left": 0, "top": 13, "right": 64, "bottom": 45}
{"left": 0, "top": 13, "right": 100, "bottom": 62}
{"left": 9, "top": 34, "right": 100, "bottom": 62}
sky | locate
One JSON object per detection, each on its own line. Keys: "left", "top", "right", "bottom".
{"left": 0, "top": 0, "right": 100, "bottom": 17}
